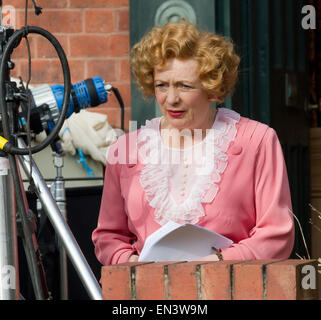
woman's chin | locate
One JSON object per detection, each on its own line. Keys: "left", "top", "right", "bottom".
{"left": 164, "top": 117, "right": 189, "bottom": 130}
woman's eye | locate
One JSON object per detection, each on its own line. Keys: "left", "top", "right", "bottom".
{"left": 155, "top": 83, "right": 166, "bottom": 89}
{"left": 179, "top": 83, "right": 192, "bottom": 90}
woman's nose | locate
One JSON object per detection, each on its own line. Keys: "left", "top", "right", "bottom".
{"left": 166, "top": 86, "right": 179, "bottom": 105}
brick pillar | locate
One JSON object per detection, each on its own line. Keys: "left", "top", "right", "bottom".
{"left": 101, "top": 260, "right": 319, "bottom": 300}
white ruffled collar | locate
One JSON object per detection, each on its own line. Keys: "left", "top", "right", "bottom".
{"left": 137, "top": 108, "right": 240, "bottom": 225}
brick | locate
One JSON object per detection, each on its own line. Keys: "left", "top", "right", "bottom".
{"left": 85, "top": 9, "right": 115, "bottom": 33}
{"left": 11, "top": 35, "right": 36, "bottom": 60}
{"left": 36, "top": 34, "right": 68, "bottom": 59}
{"left": 101, "top": 262, "right": 149, "bottom": 300}
{"left": 70, "top": 35, "right": 108, "bottom": 57}
{"left": 233, "top": 260, "right": 282, "bottom": 300}
{"left": 100, "top": 259, "right": 320, "bottom": 300}
{"left": 266, "top": 259, "right": 319, "bottom": 300}
{"left": 135, "top": 262, "right": 178, "bottom": 300}
{"left": 20, "top": 59, "right": 64, "bottom": 84}
{"left": 167, "top": 261, "right": 205, "bottom": 300}
{"left": 117, "top": 9, "right": 129, "bottom": 31}
{"left": 69, "top": 0, "right": 129, "bottom": 8}
{"left": 119, "top": 59, "right": 130, "bottom": 81}
{"left": 17, "top": 10, "right": 82, "bottom": 33}
{"left": 200, "top": 261, "right": 240, "bottom": 300}
{"left": 7, "top": 0, "right": 68, "bottom": 8}
{"left": 107, "top": 34, "right": 129, "bottom": 57}
{"left": 86, "top": 59, "right": 117, "bottom": 83}
{"left": 68, "top": 59, "right": 85, "bottom": 83}
{"left": 101, "top": 263, "right": 131, "bottom": 300}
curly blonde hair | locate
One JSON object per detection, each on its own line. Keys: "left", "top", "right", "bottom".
{"left": 130, "top": 20, "right": 240, "bottom": 104}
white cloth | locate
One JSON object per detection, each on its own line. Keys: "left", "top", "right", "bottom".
{"left": 59, "top": 110, "right": 118, "bottom": 165}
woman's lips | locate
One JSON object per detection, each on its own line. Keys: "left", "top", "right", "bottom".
{"left": 167, "top": 110, "right": 185, "bottom": 118}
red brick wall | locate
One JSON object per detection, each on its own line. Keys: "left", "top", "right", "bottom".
{"left": 6, "top": 0, "right": 130, "bottom": 131}
{"left": 101, "top": 260, "right": 319, "bottom": 300}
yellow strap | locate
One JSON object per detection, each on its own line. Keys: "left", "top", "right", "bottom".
{"left": 0, "top": 136, "right": 8, "bottom": 150}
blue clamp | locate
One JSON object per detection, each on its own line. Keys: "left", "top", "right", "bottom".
{"left": 75, "top": 148, "right": 95, "bottom": 178}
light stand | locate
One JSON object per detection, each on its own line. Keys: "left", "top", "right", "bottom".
{"left": 35, "top": 139, "right": 69, "bottom": 300}
{"left": 0, "top": 24, "right": 48, "bottom": 299}
{"left": 50, "top": 147, "right": 68, "bottom": 300}
{"left": 17, "top": 138, "right": 102, "bottom": 300}
{"left": 0, "top": 156, "right": 19, "bottom": 299}
{"left": 0, "top": 21, "right": 102, "bottom": 299}
{"left": 0, "top": 0, "right": 18, "bottom": 301}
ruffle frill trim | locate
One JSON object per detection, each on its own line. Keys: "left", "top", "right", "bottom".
{"left": 137, "top": 108, "right": 240, "bottom": 225}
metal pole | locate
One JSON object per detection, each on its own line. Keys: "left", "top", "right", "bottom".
{"left": 50, "top": 152, "right": 68, "bottom": 300}
{"left": 13, "top": 154, "right": 48, "bottom": 300}
{"left": 0, "top": 156, "right": 20, "bottom": 300}
{"left": 17, "top": 138, "right": 102, "bottom": 300}
{"left": 0, "top": 8, "right": 19, "bottom": 299}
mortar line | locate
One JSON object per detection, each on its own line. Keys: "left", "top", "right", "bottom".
{"left": 164, "top": 265, "right": 170, "bottom": 300}
{"left": 196, "top": 264, "right": 202, "bottom": 300}
{"left": 230, "top": 264, "right": 234, "bottom": 300}
{"left": 130, "top": 265, "right": 136, "bottom": 300}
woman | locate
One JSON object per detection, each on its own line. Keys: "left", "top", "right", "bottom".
{"left": 92, "top": 20, "right": 294, "bottom": 264}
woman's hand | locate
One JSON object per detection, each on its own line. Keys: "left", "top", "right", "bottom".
{"left": 197, "top": 254, "right": 220, "bottom": 261}
{"left": 128, "top": 254, "right": 139, "bottom": 262}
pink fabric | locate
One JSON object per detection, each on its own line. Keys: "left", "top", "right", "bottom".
{"left": 92, "top": 113, "right": 295, "bottom": 265}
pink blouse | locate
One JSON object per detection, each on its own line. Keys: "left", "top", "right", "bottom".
{"left": 92, "top": 108, "right": 295, "bottom": 265}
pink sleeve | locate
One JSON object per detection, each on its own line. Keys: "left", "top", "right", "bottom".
{"left": 92, "top": 142, "right": 137, "bottom": 265}
{"left": 221, "top": 128, "right": 295, "bottom": 260}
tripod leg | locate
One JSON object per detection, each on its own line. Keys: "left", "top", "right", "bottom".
{"left": 51, "top": 153, "right": 68, "bottom": 300}
{"left": 51, "top": 182, "right": 68, "bottom": 300}
{"left": 10, "top": 154, "right": 50, "bottom": 300}
{"left": 0, "top": 156, "right": 20, "bottom": 300}
{"left": 17, "top": 138, "right": 102, "bottom": 300}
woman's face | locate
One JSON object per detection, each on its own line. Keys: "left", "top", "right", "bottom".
{"left": 154, "top": 58, "right": 215, "bottom": 131}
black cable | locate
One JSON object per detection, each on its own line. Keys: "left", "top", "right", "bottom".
{"left": 0, "top": 26, "right": 71, "bottom": 155}
{"left": 24, "top": 0, "right": 28, "bottom": 26}
{"left": 111, "top": 86, "right": 125, "bottom": 132}
{"left": 31, "top": 0, "right": 42, "bottom": 15}
{"left": 23, "top": 1, "right": 34, "bottom": 184}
